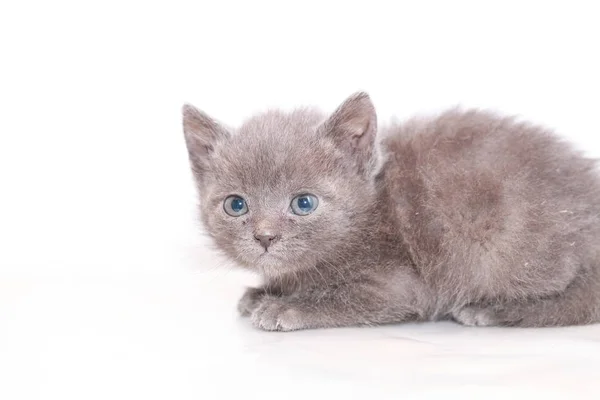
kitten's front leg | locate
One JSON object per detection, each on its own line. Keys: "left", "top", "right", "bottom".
{"left": 249, "top": 274, "right": 430, "bottom": 331}
{"left": 237, "top": 287, "right": 266, "bottom": 316}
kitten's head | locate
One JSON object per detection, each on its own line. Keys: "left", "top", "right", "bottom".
{"left": 182, "top": 92, "right": 382, "bottom": 278}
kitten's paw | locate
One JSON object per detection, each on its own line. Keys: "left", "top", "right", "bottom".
{"left": 250, "top": 298, "right": 311, "bottom": 332}
{"left": 237, "top": 287, "right": 265, "bottom": 317}
{"left": 452, "top": 306, "right": 498, "bottom": 327}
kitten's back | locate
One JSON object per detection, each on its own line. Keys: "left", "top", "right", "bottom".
{"left": 382, "top": 109, "right": 600, "bottom": 305}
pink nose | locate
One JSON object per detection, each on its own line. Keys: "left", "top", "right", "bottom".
{"left": 254, "top": 233, "right": 280, "bottom": 250}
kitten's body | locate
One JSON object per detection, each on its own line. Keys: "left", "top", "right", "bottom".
{"left": 183, "top": 93, "right": 600, "bottom": 330}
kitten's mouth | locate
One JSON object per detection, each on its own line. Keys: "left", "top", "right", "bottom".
{"left": 256, "top": 250, "right": 281, "bottom": 262}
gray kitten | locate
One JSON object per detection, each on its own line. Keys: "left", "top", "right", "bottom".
{"left": 182, "top": 92, "right": 600, "bottom": 331}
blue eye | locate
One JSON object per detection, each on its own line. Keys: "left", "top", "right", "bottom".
{"left": 291, "top": 194, "right": 319, "bottom": 215}
{"left": 224, "top": 195, "right": 248, "bottom": 216}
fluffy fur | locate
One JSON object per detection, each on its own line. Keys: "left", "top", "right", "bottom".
{"left": 182, "top": 92, "right": 600, "bottom": 331}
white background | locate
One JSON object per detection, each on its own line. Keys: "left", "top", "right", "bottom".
{"left": 1, "top": 1, "right": 600, "bottom": 399}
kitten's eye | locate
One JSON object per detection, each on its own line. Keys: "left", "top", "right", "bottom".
{"left": 223, "top": 195, "right": 248, "bottom": 217}
{"left": 290, "top": 194, "right": 319, "bottom": 216}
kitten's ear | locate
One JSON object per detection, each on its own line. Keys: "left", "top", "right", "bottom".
{"left": 182, "top": 104, "right": 229, "bottom": 176}
{"left": 320, "top": 92, "right": 379, "bottom": 174}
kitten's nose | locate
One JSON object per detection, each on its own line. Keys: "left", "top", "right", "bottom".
{"left": 254, "top": 233, "right": 280, "bottom": 250}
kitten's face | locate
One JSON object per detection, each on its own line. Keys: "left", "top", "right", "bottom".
{"left": 182, "top": 93, "right": 380, "bottom": 277}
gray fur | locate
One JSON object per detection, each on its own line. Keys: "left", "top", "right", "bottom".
{"left": 182, "top": 92, "right": 600, "bottom": 331}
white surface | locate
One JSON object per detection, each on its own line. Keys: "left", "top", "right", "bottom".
{"left": 2, "top": 270, "right": 600, "bottom": 399}
{"left": 1, "top": 1, "right": 600, "bottom": 399}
